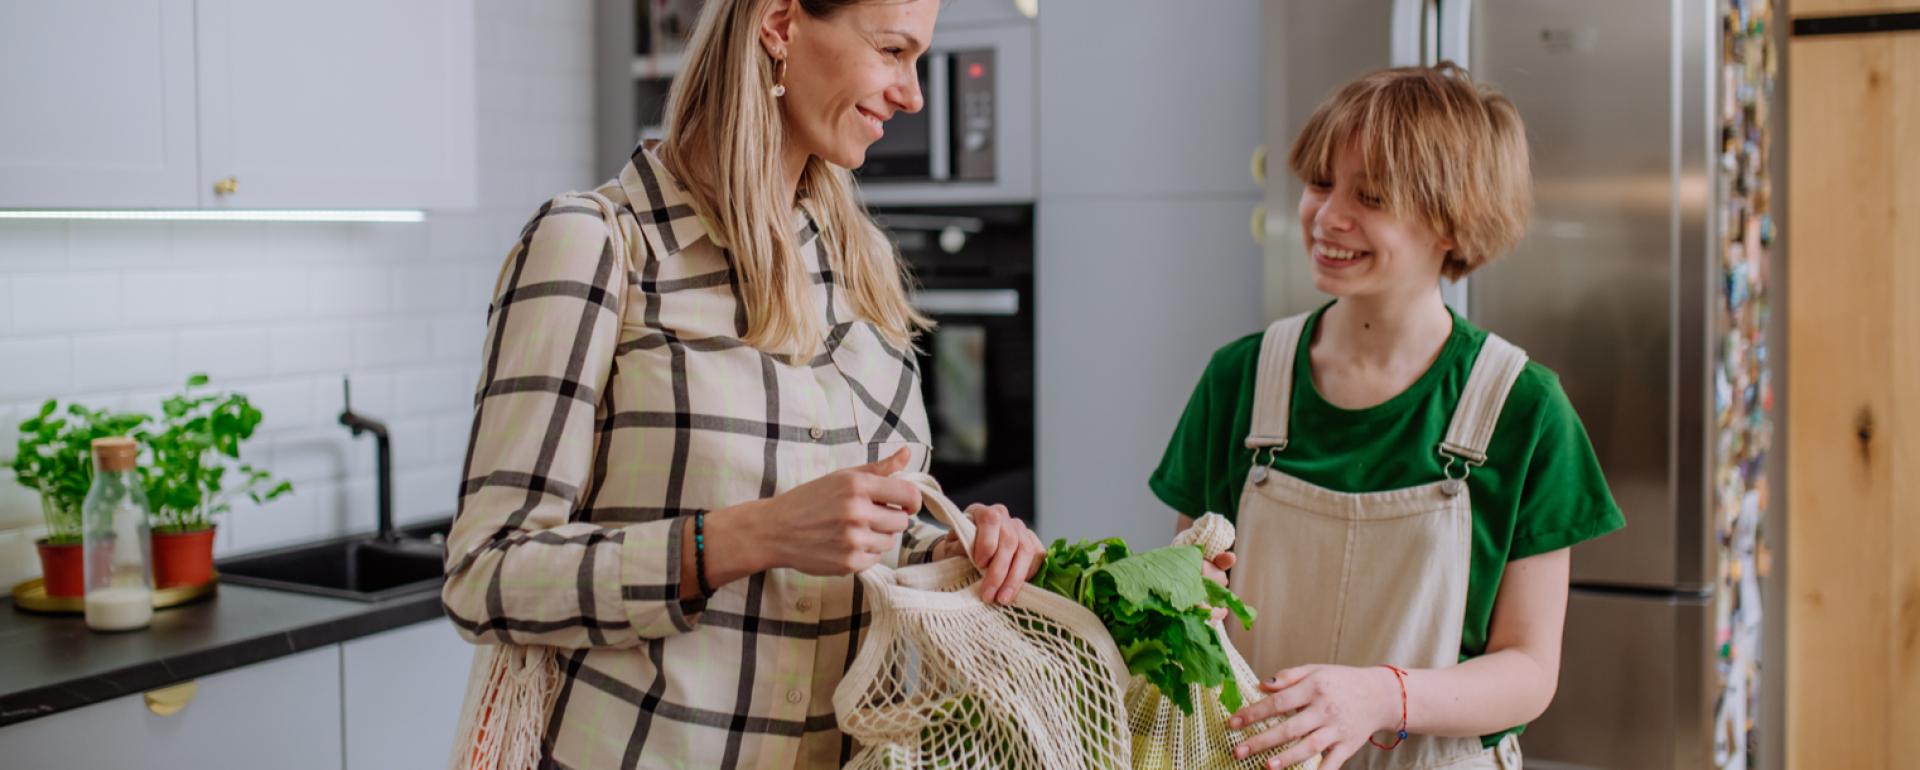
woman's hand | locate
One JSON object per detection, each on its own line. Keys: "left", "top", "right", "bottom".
{"left": 722, "top": 448, "right": 923, "bottom": 577}
{"left": 1227, "top": 664, "right": 1403, "bottom": 770}
{"left": 932, "top": 502, "right": 1044, "bottom": 605}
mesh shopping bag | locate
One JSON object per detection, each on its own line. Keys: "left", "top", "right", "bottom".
{"left": 1124, "top": 513, "right": 1317, "bottom": 770}
{"left": 833, "top": 473, "right": 1134, "bottom": 770}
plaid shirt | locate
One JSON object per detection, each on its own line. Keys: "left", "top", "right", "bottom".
{"left": 442, "top": 146, "right": 945, "bottom": 769}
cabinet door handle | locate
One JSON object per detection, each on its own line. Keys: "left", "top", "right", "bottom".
{"left": 213, "top": 176, "right": 239, "bottom": 196}
{"left": 144, "top": 681, "right": 198, "bottom": 716}
{"left": 1250, "top": 144, "right": 1267, "bottom": 187}
{"left": 1251, "top": 204, "right": 1267, "bottom": 245}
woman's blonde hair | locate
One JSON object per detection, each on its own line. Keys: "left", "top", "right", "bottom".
{"left": 657, "top": 0, "right": 930, "bottom": 357}
{"left": 1288, "top": 62, "right": 1531, "bottom": 280}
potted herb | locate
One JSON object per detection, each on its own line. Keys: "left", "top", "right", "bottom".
{"left": 136, "top": 374, "right": 292, "bottom": 588}
{"left": 10, "top": 402, "right": 149, "bottom": 597}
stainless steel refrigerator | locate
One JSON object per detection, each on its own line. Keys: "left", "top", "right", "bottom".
{"left": 1259, "top": 2, "right": 1780, "bottom": 768}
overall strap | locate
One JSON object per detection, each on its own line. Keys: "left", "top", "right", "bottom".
{"left": 1244, "top": 313, "right": 1312, "bottom": 452}
{"left": 1439, "top": 333, "right": 1529, "bottom": 465}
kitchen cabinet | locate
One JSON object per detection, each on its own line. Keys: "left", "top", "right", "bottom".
{"left": 0, "top": 0, "right": 476, "bottom": 210}
{"left": 342, "top": 618, "right": 475, "bottom": 770}
{"left": 0, "top": 0, "right": 200, "bottom": 208}
{"left": 194, "top": 0, "right": 476, "bottom": 210}
{"left": 0, "top": 647, "right": 343, "bottom": 770}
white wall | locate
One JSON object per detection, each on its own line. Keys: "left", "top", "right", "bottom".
{"left": 1035, "top": 0, "right": 1266, "bottom": 549}
{"left": 0, "top": 0, "right": 598, "bottom": 586}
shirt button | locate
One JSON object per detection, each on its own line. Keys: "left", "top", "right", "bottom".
{"left": 787, "top": 688, "right": 805, "bottom": 705}
{"left": 797, "top": 597, "right": 815, "bottom": 612}
{"left": 809, "top": 426, "right": 825, "bottom": 441}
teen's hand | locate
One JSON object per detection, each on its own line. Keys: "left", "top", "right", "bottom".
{"left": 1228, "top": 664, "right": 1403, "bottom": 770}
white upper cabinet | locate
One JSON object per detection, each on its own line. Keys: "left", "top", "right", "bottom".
{"left": 0, "top": 0, "right": 199, "bottom": 208}
{"left": 0, "top": 0, "right": 476, "bottom": 211}
{"left": 196, "top": 0, "right": 476, "bottom": 209}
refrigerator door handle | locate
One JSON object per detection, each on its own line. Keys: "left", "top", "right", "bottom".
{"left": 1390, "top": 0, "right": 1425, "bottom": 67}
{"left": 1439, "top": 0, "right": 1473, "bottom": 68}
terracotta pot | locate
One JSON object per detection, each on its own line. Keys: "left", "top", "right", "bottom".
{"left": 151, "top": 526, "right": 218, "bottom": 589}
{"left": 35, "top": 538, "right": 85, "bottom": 598}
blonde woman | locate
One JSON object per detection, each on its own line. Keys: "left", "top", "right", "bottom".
{"left": 440, "top": 0, "right": 1043, "bottom": 767}
{"left": 1151, "top": 65, "right": 1624, "bottom": 770}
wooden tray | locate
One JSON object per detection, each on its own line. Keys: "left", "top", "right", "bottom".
{"left": 10, "top": 574, "right": 218, "bottom": 615}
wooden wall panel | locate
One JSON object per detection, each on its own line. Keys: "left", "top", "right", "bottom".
{"left": 1788, "top": 0, "right": 1920, "bottom": 15}
{"left": 1786, "top": 30, "right": 1920, "bottom": 770}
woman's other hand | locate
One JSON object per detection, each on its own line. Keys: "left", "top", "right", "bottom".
{"left": 932, "top": 502, "right": 1043, "bottom": 605}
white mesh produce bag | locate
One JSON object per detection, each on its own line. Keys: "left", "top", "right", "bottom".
{"left": 833, "top": 473, "right": 1134, "bottom": 770}
{"left": 1124, "top": 513, "right": 1317, "bottom": 770}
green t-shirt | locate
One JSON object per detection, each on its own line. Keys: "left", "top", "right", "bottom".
{"left": 1148, "top": 303, "right": 1624, "bottom": 747}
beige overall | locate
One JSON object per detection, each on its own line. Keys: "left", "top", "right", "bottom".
{"left": 1226, "top": 313, "right": 1526, "bottom": 770}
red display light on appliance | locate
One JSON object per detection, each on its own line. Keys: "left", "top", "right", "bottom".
{"left": 968, "top": 62, "right": 986, "bottom": 80}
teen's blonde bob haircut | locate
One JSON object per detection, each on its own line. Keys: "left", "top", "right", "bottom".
{"left": 1288, "top": 62, "right": 1532, "bottom": 281}
{"left": 658, "top": 0, "right": 930, "bottom": 357}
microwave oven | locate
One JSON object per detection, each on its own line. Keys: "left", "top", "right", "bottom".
{"left": 855, "top": 22, "right": 1033, "bottom": 205}
{"left": 857, "top": 48, "right": 997, "bottom": 183}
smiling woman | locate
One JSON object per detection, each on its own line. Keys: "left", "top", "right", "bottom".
{"left": 437, "top": 1, "right": 1050, "bottom": 769}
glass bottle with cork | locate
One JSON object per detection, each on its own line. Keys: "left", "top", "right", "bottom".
{"left": 82, "top": 437, "right": 154, "bottom": 632}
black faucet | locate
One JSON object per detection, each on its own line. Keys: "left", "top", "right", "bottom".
{"left": 338, "top": 378, "right": 399, "bottom": 544}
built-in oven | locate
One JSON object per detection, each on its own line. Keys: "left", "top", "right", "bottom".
{"left": 872, "top": 205, "right": 1035, "bottom": 525}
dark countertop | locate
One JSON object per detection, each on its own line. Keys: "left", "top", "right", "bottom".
{"left": 0, "top": 583, "right": 445, "bottom": 728}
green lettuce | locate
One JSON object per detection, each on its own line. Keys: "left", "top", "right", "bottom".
{"left": 1031, "top": 538, "right": 1256, "bottom": 714}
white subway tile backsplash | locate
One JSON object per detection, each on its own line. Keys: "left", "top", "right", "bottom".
{"left": 428, "top": 211, "right": 505, "bottom": 263}
{"left": 12, "top": 273, "right": 123, "bottom": 334}
{"left": 395, "top": 464, "right": 461, "bottom": 525}
{"left": 390, "top": 416, "right": 436, "bottom": 470}
{"left": 171, "top": 223, "right": 270, "bottom": 267}
{"left": 70, "top": 332, "right": 176, "bottom": 391}
{"left": 228, "top": 491, "right": 320, "bottom": 554}
{"left": 434, "top": 413, "right": 473, "bottom": 463}
{"left": 221, "top": 269, "right": 312, "bottom": 321}
{"left": 430, "top": 314, "right": 483, "bottom": 362}
{"left": 68, "top": 222, "right": 172, "bottom": 270}
{"left": 392, "top": 264, "right": 467, "bottom": 313}
{"left": 322, "top": 371, "right": 395, "bottom": 423}
{"left": 269, "top": 431, "right": 360, "bottom": 484}
{"left": 351, "top": 319, "right": 433, "bottom": 368}
{"left": 0, "top": 526, "right": 41, "bottom": 586}
{"left": 177, "top": 328, "right": 273, "bottom": 382}
{"left": 267, "top": 224, "right": 358, "bottom": 265}
{"left": 238, "top": 377, "right": 317, "bottom": 434}
{"left": 396, "top": 366, "right": 473, "bottom": 416}
{"left": 354, "top": 223, "right": 430, "bottom": 262}
{"left": 0, "top": 221, "right": 68, "bottom": 272}
{"left": 123, "top": 270, "right": 223, "bottom": 326}
{"left": 269, "top": 323, "right": 353, "bottom": 376}
{"left": 309, "top": 268, "right": 393, "bottom": 317}
{"left": 331, "top": 477, "right": 380, "bottom": 535}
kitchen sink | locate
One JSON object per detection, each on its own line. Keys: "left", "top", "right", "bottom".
{"left": 217, "top": 519, "right": 453, "bottom": 602}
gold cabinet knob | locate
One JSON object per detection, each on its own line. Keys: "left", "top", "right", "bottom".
{"left": 1250, "top": 204, "right": 1266, "bottom": 245}
{"left": 1250, "top": 144, "right": 1267, "bottom": 187}
{"left": 144, "top": 681, "right": 197, "bottom": 716}
{"left": 213, "top": 176, "right": 238, "bottom": 196}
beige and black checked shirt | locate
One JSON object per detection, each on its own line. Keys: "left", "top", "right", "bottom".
{"left": 442, "top": 146, "right": 945, "bottom": 769}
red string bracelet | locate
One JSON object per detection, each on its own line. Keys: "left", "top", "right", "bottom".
{"left": 1370, "top": 664, "right": 1410, "bottom": 751}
